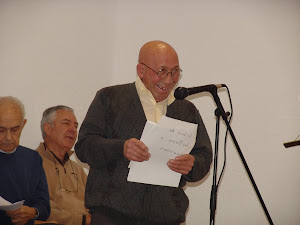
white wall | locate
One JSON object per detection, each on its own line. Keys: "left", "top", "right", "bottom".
{"left": 1, "top": 1, "right": 299, "bottom": 224}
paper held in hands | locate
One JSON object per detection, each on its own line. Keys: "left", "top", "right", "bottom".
{"left": 127, "top": 116, "right": 198, "bottom": 187}
{"left": 0, "top": 196, "right": 24, "bottom": 211}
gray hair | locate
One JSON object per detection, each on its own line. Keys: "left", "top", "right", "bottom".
{"left": 0, "top": 96, "right": 25, "bottom": 120}
{"left": 40, "top": 105, "right": 74, "bottom": 139}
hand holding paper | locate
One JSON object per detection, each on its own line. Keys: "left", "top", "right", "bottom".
{"left": 127, "top": 116, "right": 198, "bottom": 187}
{"left": 6, "top": 205, "right": 37, "bottom": 224}
{"left": 124, "top": 138, "right": 150, "bottom": 162}
{"left": 167, "top": 154, "right": 195, "bottom": 175}
{"left": 0, "top": 196, "right": 24, "bottom": 211}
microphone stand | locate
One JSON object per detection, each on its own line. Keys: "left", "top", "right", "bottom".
{"left": 209, "top": 88, "right": 274, "bottom": 225}
{"left": 210, "top": 108, "right": 223, "bottom": 225}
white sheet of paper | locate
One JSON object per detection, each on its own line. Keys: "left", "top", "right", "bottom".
{"left": 128, "top": 120, "right": 156, "bottom": 169}
{"left": 127, "top": 116, "right": 198, "bottom": 187}
{"left": 0, "top": 196, "right": 24, "bottom": 211}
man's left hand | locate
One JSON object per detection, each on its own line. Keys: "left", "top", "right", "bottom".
{"left": 6, "top": 205, "right": 36, "bottom": 225}
{"left": 85, "top": 213, "right": 91, "bottom": 225}
{"left": 167, "top": 154, "right": 195, "bottom": 175}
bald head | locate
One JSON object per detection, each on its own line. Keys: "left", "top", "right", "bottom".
{"left": 0, "top": 96, "right": 26, "bottom": 152}
{"left": 0, "top": 96, "right": 25, "bottom": 121}
{"left": 138, "top": 40, "right": 178, "bottom": 65}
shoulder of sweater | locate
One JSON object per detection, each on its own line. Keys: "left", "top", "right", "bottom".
{"left": 17, "top": 145, "right": 40, "bottom": 156}
{"left": 95, "top": 82, "right": 138, "bottom": 103}
{"left": 17, "top": 145, "right": 34, "bottom": 151}
{"left": 171, "top": 99, "right": 196, "bottom": 109}
{"left": 16, "top": 145, "right": 43, "bottom": 162}
{"left": 97, "top": 82, "right": 135, "bottom": 93}
{"left": 69, "top": 159, "right": 87, "bottom": 174}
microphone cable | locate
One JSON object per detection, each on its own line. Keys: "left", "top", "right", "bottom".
{"left": 216, "top": 84, "right": 233, "bottom": 189}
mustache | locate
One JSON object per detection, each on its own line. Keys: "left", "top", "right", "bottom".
{"left": 1, "top": 141, "right": 15, "bottom": 145}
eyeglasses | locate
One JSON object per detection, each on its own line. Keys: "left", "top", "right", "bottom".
{"left": 141, "top": 63, "right": 182, "bottom": 79}
{"left": 53, "top": 156, "right": 78, "bottom": 193}
{"left": 44, "top": 144, "right": 78, "bottom": 193}
{"left": 55, "top": 161, "right": 78, "bottom": 193}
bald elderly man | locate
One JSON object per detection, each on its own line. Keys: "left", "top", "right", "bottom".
{"left": 75, "top": 41, "right": 212, "bottom": 225}
{"left": 0, "top": 96, "right": 50, "bottom": 225}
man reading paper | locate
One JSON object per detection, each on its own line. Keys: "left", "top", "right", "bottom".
{"left": 75, "top": 40, "right": 212, "bottom": 225}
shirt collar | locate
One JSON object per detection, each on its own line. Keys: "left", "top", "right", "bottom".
{"left": 50, "top": 151, "right": 70, "bottom": 166}
{"left": 0, "top": 147, "right": 17, "bottom": 154}
{"left": 43, "top": 142, "right": 72, "bottom": 166}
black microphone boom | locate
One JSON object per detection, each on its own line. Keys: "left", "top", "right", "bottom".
{"left": 174, "top": 84, "right": 225, "bottom": 100}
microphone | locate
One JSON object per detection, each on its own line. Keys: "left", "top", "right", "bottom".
{"left": 174, "top": 84, "right": 225, "bottom": 100}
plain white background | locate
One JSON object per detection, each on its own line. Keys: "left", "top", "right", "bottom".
{"left": 1, "top": 1, "right": 299, "bottom": 224}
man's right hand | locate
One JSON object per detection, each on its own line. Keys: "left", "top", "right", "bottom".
{"left": 124, "top": 138, "right": 150, "bottom": 162}
{"left": 6, "top": 205, "right": 36, "bottom": 225}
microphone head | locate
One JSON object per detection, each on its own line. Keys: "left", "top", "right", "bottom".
{"left": 174, "top": 87, "right": 188, "bottom": 100}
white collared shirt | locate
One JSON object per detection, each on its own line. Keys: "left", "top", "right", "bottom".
{"left": 0, "top": 148, "right": 17, "bottom": 154}
{"left": 135, "top": 76, "right": 175, "bottom": 123}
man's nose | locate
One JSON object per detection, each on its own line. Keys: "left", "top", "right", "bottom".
{"left": 69, "top": 124, "right": 77, "bottom": 132}
{"left": 5, "top": 130, "right": 13, "bottom": 140}
{"left": 163, "top": 72, "right": 173, "bottom": 84}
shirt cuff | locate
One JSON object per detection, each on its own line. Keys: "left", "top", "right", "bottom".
{"left": 33, "top": 207, "right": 40, "bottom": 220}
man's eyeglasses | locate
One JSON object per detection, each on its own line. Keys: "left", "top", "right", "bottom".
{"left": 44, "top": 144, "right": 78, "bottom": 193}
{"left": 55, "top": 164, "right": 78, "bottom": 193}
{"left": 141, "top": 63, "right": 182, "bottom": 79}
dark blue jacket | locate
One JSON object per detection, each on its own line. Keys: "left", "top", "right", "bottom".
{"left": 0, "top": 145, "right": 50, "bottom": 225}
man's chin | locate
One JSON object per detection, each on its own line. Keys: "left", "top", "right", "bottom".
{"left": 0, "top": 145, "right": 17, "bottom": 153}
{"left": 64, "top": 143, "right": 75, "bottom": 150}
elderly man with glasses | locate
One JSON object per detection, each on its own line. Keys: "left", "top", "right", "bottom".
{"left": 36, "top": 105, "right": 91, "bottom": 225}
{"left": 75, "top": 40, "right": 212, "bottom": 225}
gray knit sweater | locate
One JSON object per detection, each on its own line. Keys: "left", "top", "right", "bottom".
{"left": 75, "top": 82, "right": 212, "bottom": 224}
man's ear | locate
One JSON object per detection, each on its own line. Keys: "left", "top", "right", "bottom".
{"left": 22, "top": 119, "right": 27, "bottom": 128}
{"left": 44, "top": 123, "right": 52, "bottom": 136}
{"left": 136, "top": 63, "right": 145, "bottom": 79}
{"left": 19, "top": 119, "right": 27, "bottom": 132}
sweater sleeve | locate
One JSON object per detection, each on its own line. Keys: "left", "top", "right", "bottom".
{"left": 182, "top": 108, "right": 213, "bottom": 182}
{"left": 75, "top": 89, "right": 126, "bottom": 169}
{"left": 30, "top": 154, "right": 50, "bottom": 221}
{"left": 169, "top": 100, "right": 213, "bottom": 184}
